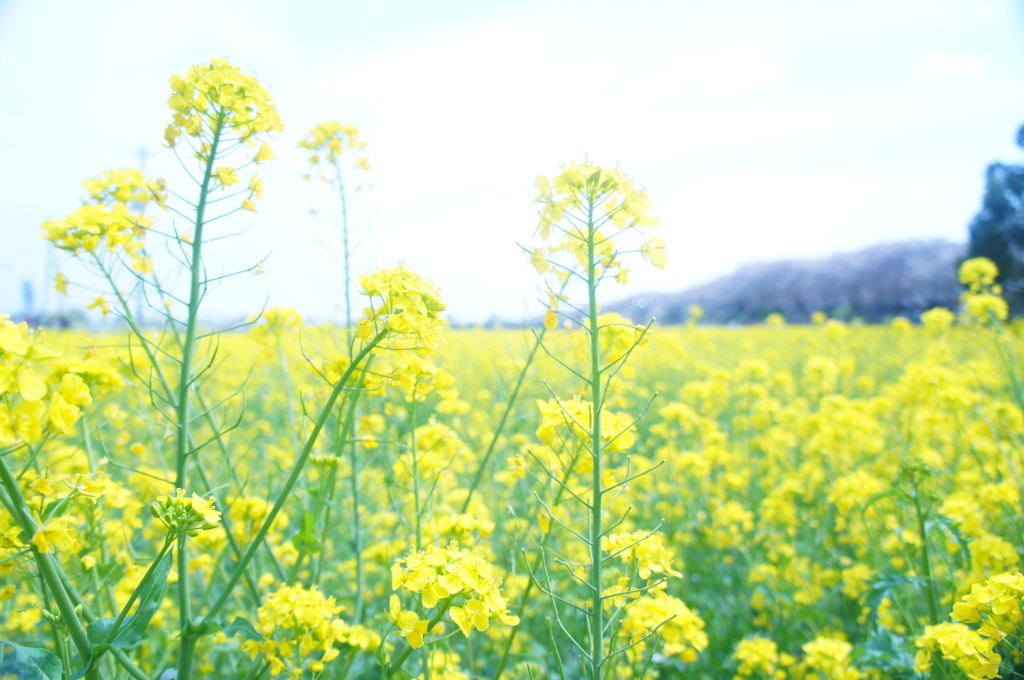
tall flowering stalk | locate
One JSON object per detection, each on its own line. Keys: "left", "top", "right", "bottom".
{"left": 159, "top": 58, "right": 284, "bottom": 680}
{"left": 298, "top": 122, "right": 370, "bottom": 329}
{"left": 525, "top": 161, "right": 701, "bottom": 680}
{"left": 297, "top": 125, "right": 372, "bottom": 618}
{"left": 161, "top": 57, "right": 283, "bottom": 493}
{"left": 30, "top": 58, "right": 450, "bottom": 680}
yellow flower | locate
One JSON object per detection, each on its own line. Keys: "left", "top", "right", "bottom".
{"left": 959, "top": 257, "right": 1000, "bottom": 294}
{"left": 59, "top": 373, "right": 92, "bottom": 407}
{"left": 151, "top": 488, "right": 221, "bottom": 536}
{"left": 248, "top": 174, "right": 264, "bottom": 199}
{"left": 538, "top": 510, "right": 551, "bottom": 534}
{"left": 640, "top": 237, "right": 668, "bottom": 269}
{"left": 390, "top": 541, "right": 518, "bottom": 648}
{"left": 450, "top": 600, "right": 489, "bottom": 636}
{"left": 390, "top": 595, "right": 428, "bottom": 649}
{"left": 46, "top": 392, "right": 81, "bottom": 433}
{"left": 31, "top": 518, "right": 79, "bottom": 554}
{"left": 356, "top": 265, "right": 446, "bottom": 354}
{"left": 921, "top": 306, "right": 955, "bottom": 330}
{"left": 87, "top": 296, "right": 111, "bottom": 316}
{"left": 214, "top": 166, "right": 240, "bottom": 187}
{"left": 530, "top": 248, "right": 550, "bottom": 274}
{"left": 241, "top": 583, "right": 356, "bottom": 675}
{"left": 916, "top": 622, "right": 1000, "bottom": 680}
{"left": 602, "top": 530, "right": 682, "bottom": 579}
{"left": 165, "top": 58, "right": 283, "bottom": 152}
{"left": 254, "top": 143, "right": 275, "bottom": 162}
{"left": 622, "top": 591, "right": 707, "bottom": 662}
{"left": 733, "top": 636, "right": 781, "bottom": 678}
{"left": 963, "top": 293, "right": 1008, "bottom": 323}
{"left": 298, "top": 121, "right": 367, "bottom": 166}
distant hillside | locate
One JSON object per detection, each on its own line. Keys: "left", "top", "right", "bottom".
{"left": 611, "top": 240, "right": 965, "bottom": 325}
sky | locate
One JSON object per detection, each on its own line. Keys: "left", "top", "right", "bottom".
{"left": 1, "top": 0, "right": 1023, "bottom": 325}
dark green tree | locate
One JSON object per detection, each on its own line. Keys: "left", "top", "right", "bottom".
{"left": 966, "top": 124, "right": 1024, "bottom": 315}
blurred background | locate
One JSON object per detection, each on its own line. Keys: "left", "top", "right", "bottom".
{"left": 2, "top": 0, "right": 1023, "bottom": 326}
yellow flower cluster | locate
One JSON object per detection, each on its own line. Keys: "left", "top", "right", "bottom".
{"left": 150, "top": 488, "right": 221, "bottom": 538}
{"left": 621, "top": 590, "right": 708, "bottom": 663}
{"left": 792, "top": 636, "right": 862, "bottom": 680}
{"left": 82, "top": 168, "right": 167, "bottom": 208}
{"left": 535, "top": 161, "right": 660, "bottom": 236}
{"left": 356, "top": 265, "right": 446, "bottom": 354}
{"left": 914, "top": 622, "right": 1000, "bottom": 680}
{"left": 249, "top": 307, "right": 303, "bottom": 347}
{"left": 535, "top": 396, "right": 636, "bottom": 453}
{"left": 164, "top": 57, "right": 283, "bottom": 156}
{"left": 30, "top": 517, "right": 79, "bottom": 554}
{"left": 0, "top": 317, "right": 93, "bottom": 445}
{"left": 42, "top": 168, "right": 166, "bottom": 272}
{"left": 298, "top": 121, "right": 369, "bottom": 168}
{"left": 959, "top": 257, "right": 1008, "bottom": 323}
{"left": 381, "top": 355, "right": 458, "bottom": 403}
{"left": 225, "top": 495, "right": 290, "bottom": 545}
{"left": 960, "top": 257, "right": 1000, "bottom": 294}
{"left": 602, "top": 531, "right": 681, "bottom": 579}
{"left": 25, "top": 472, "right": 106, "bottom": 555}
{"left": 952, "top": 571, "right": 1024, "bottom": 638}
{"left": 589, "top": 312, "right": 650, "bottom": 365}
{"left": 0, "top": 507, "right": 23, "bottom": 573}
{"left": 733, "top": 635, "right": 793, "bottom": 679}
{"left": 920, "top": 306, "right": 956, "bottom": 329}
{"left": 532, "top": 161, "right": 665, "bottom": 276}
{"left": 389, "top": 542, "right": 518, "bottom": 648}
{"left": 241, "top": 583, "right": 377, "bottom": 676}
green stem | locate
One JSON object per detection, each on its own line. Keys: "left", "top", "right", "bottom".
{"left": 585, "top": 194, "right": 605, "bottom": 680}
{"left": 174, "top": 109, "right": 226, "bottom": 680}
{"left": 177, "top": 635, "right": 199, "bottom": 680}
{"left": 410, "top": 399, "right": 422, "bottom": 551}
{"left": 201, "top": 329, "right": 388, "bottom": 625}
{"left": 335, "top": 161, "right": 353, "bottom": 330}
{"left": 277, "top": 338, "right": 302, "bottom": 455}
{"left": 40, "top": 571, "right": 71, "bottom": 680}
{"left": 176, "top": 111, "right": 225, "bottom": 488}
{"left": 82, "top": 420, "right": 120, "bottom": 617}
{"left": 0, "top": 454, "right": 92, "bottom": 665}
{"left": 346, "top": 413, "right": 365, "bottom": 621}
{"left": 51, "top": 558, "right": 149, "bottom": 680}
{"left": 912, "top": 481, "right": 941, "bottom": 626}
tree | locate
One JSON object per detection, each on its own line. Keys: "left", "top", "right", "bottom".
{"left": 966, "top": 124, "right": 1024, "bottom": 315}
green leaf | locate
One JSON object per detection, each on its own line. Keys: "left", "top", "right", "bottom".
{"left": 0, "top": 640, "right": 63, "bottom": 680}
{"left": 291, "top": 512, "right": 321, "bottom": 554}
{"left": 929, "top": 514, "right": 971, "bottom": 569}
{"left": 41, "top": 492, "right": 78, "bottom": 523}
{"left": 87, "top": 548, "right": 173, "bottom": 649}
{"left": 221, "top": 616, "right": 262, "bottom": 642}
{"left": 857, "top": 629, "right": 916, "bottom": 677}
{"left": 866, "top": 572, "right": 927, "bottom": 611}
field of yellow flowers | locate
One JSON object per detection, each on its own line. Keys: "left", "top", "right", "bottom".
{"left": 3, "top": 58, "right": 1024, "bottom": 680}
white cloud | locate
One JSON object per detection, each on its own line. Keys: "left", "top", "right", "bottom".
{"left": 2, "top": 1, "right": 1020, "bottom": 323}
{"left": 912, "top": 51, "right": 985, "bottom": 78}
{"left": 638, "top": 41, "right": 788, "bottom": 99}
